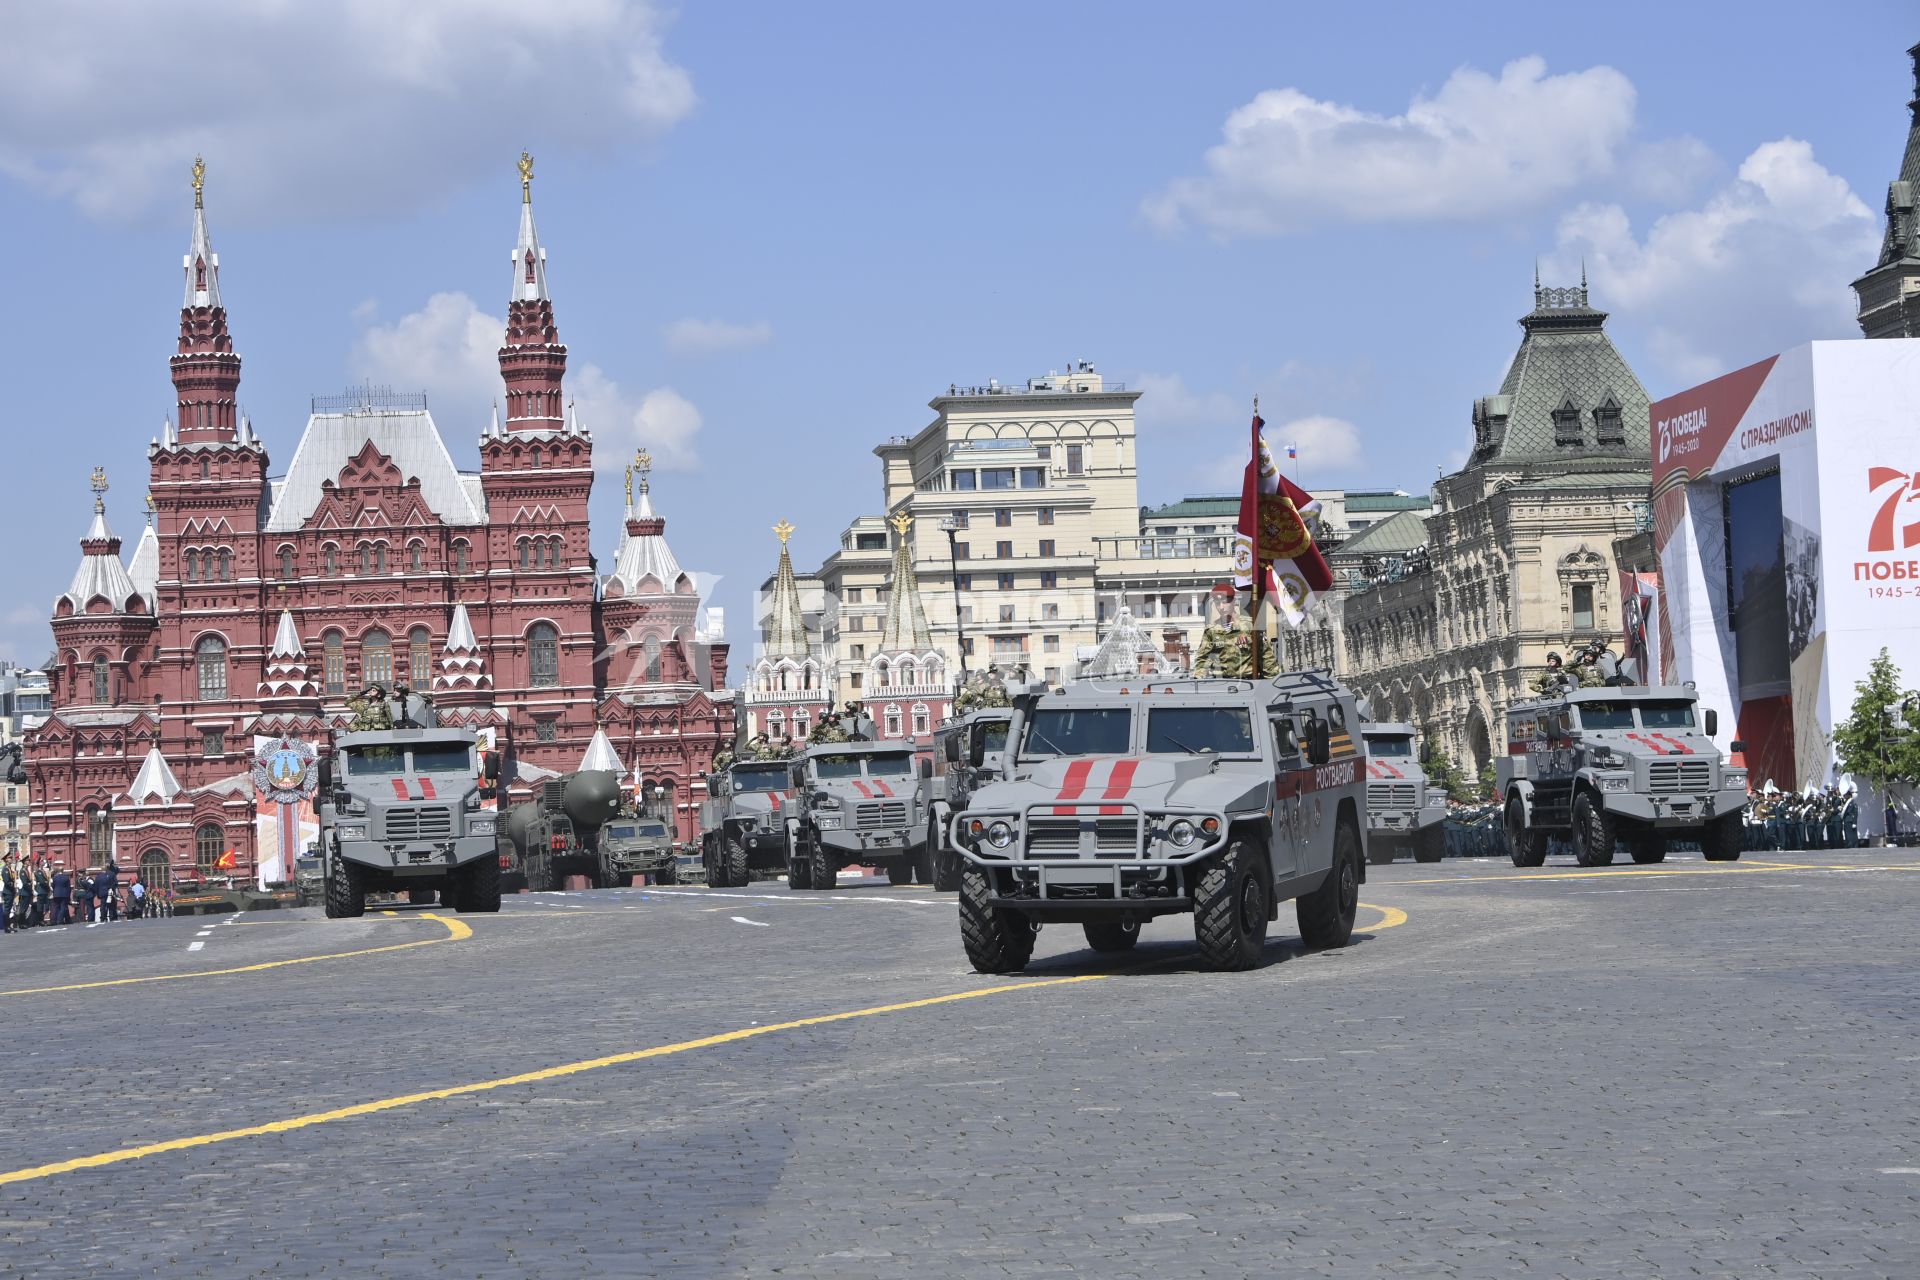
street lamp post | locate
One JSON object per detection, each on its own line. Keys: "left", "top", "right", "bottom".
{"left": 940, "top": 515, "right": 970, "bottom": 680}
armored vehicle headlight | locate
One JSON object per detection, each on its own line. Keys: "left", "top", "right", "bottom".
{"left": 470, "top": 817, "right": 497, "bottom": 836}
{"left": 817, "top": 813, "right": 842, "bottom": 829}
{"left": 1600, "top": 775, "right": 1630, "bottom": 793}
{"left": 1723, "top": 768, "right": 1748, "bottom": 789}
{"left": 336, "top": 823, "right": 368, "bottom": 841}
{"left": 1167, "top": 819, "right": 1197, "bottom": 847}
{"left": 985, "top": 820, "right": 1015, "bottom": 849}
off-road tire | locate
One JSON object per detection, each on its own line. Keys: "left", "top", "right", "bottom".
{"left": 1629, "top": 832, "right": 1668, "bottom": 864}
{"left": 724, "top": 834, "right": 750, "bottom": 888}
{"left": 1083, "top": 918, "right": 1141, "bottom": 952}
{"left": 1414, "top": 825, "right": 1446, "bottom": 864}
{"left": 1572, "top": 793, "right": 1617, "bottom": 868}
{"left": 324, "top": 857, "right": 365, "bottom": 919}
{"left": 655, "top": 860, "right": 679, "bottom": 886}
{"left": 959, "top": 867, "right": 1035, "bottom": 974}
{"left": 911, "top": 840, "right": 935, "bottom": 886}
{"left": 1506, "top": 796, "right": 1548, "bottom": 867}
{"left": 1297, "top": 822, "right": 1361, "bottom": 950}
{"left": 886, "top": 860, "right": 914, "bottom": 886}
{"left": 787, "top": 857, "right": 813, "bottom": 891}
{"left": 524, "top": 851, "right": 553, "bottom": 893}
{"left": 1367, "top": 840, "right": 1396, "bottom": 866}
{"left": 809, "top": 838, "right": 836, "bottom": 892}
{"left": 932, "top": 817, "right": 961, "bottom": 891}
{"left": 1702, "top": 812, "right": 1743, "bottom": 861}
{"left": 1194, "top": 838, "right": 1273, "bottom": 971}
{"left": 456, "top": 852, "right": 501, "bottom": 913}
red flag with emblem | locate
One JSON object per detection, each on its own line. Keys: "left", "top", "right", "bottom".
{"left": 1233, "top": 411, "right": 1332, "bottom": 625}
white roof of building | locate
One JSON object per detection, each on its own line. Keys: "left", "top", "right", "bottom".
{"left": 60, "top": 508, "right": 143, "bottom": 613}
{"left": 447, "top": 602, "right": 479, "bottom": 651}
{"left": 265, "top": 410, "right": 486, "bottom": 533}
{"left": 512, "top": 193, "right": 550, "bottom": 303}
{"left": 127, "top": 745, "right": 183, "bottom": 804}
{"left": 127, "top": 524, "right": 158, "bottom": 606}
{"left": 183, "top": 199, "right": 221, "bottom": 310}
{"left": 606, "top": 489, "right": 688, "bottom": 594}
{"left": 268, "top": 610, "right": 304, "bottom": 658}
{"left": 579, "top": 727, "right": 623, "bottom": 774}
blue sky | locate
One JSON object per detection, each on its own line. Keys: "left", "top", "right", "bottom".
{"left": 0, "top": 1, "right": 1908, "bottom": 665}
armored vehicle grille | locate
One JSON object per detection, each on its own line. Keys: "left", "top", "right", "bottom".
{"left": 854, "top": 801, "right": 908, "bottom": 830}
{"left": 384, "top": 806, "right": 453, "bottom": 840}
{"left": 1025, "top": 817, "right": 1139, "bottom": 857}
{"left": 1648, "top": 761, "right": 1711, "bottom": 793}
{"left": 1368, "top": 782, "right": 1419, "bottom": 808}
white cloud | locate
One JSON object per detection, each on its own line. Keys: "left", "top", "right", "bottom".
{"left": 662, "top": 318, "right": 773, "bottom": 357}
{"left": 1144, "top": 56, "right": 1640, "bottom": 237}
{"left": 1132, "top": 372, "right": 1241, "bottom": 432}
{"left": 1185, "top": 414, "right": 1366, "bottom": 493}
{"left": 351, "top": 290, "right": 703, "bottom": 469}
{"left": 0, "top": 0, "right": 695, "bottom": 222}
{"left": 1550, "top": 138, "right": 1879, "bottom": 384}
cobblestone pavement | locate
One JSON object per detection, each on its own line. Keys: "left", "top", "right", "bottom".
{"left": 2, "top": 848, "right": 1917, "bottom": 1279}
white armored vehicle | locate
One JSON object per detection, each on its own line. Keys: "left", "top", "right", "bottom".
{"left": 1496, "top": 686, "right": 1748, "bottom": 867}
{"left": 699, "top": 760, "right": 796, "bottom": 887}
{"left": 1360, "top": 723, "right": 1448, "bottom": 864}
{"left": 786, "top": 741, "right": 931, "bottom": 889}
{"left": 951, "top": 672, "right": 1370, "bottom": 972}
{"left": 924, "top": 708, "right": 1014, "bottom": 891}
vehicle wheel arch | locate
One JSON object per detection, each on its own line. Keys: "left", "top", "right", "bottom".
{"left": 1333, "top": 797, "right": 1364, "bottom": 884}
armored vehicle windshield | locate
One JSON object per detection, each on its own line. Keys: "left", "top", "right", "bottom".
{"left": 411, "top": 744, "right": 476, "bottom": 773}
{"left": 1576, "top": 702, "right": 1638, "bottom": 729}
{"left": 730, "top": 765, "right": 789, "bottom": 792}
{"left": 607, "top": 819, "right": 669, "bottom": 840}
{"left": 1145, "top": 706, "right": 1256, "bottom": 755}
{"left": 1367, "top": 733, "right": 1415, "bottom": 757}
{"left": 812, "top": 751, "right": 914, "bottom": 780}
{"left": 341, "top": 742, "right": 473, "bottom": 775}
{"left": 1638, "top": 701, "right": 1697, "bottom": 729}
{"left": 976, "top": 721, "right": 1010, "bottom": 755}
{"left": 1023, "top": 707, "right": 1131, "bottom": 756}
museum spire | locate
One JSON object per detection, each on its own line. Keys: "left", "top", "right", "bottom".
{"left": 499, "top": 150, "right": 569, "bottom": 431}
{"left": 172, "top": 156, "right": 243, "bottom": 444}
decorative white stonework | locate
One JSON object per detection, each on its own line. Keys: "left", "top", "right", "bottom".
{"left": 435, "top": 602, "right": 493, "bottom": 693}
{"left": 258, "top": 610, "right": 317, "bottom": 699}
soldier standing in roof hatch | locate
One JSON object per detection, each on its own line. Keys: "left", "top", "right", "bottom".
{"left": 1193, "top": 583, "right": 1274, "bottom": 678}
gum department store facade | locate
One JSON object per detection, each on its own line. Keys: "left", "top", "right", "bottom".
{"left": 25, "top": 162, "right": 733, "bottom": 882}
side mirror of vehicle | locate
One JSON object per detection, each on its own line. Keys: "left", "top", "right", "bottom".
{"left": 317, "top": 759, "right": 333, "bottom": 795}
{"left": 1304, "top": 717, "right": 1332, "bottom": 767}
{"left": 919, "top": 757, "right": 933, "bottom": 780}
{"left": 1703, "top": 708, "right": 1718, "bottom": 738}
{"left": 1729, "top": 739, "right": 1745, "bottom": 756}
{"left": 968, "top": 732, "right": 988, "bottom": 770}
{"left": 943, "top": 734, "right": 961, "bottom": 764}
{"left": 483, "top": 750, "right": 501, "bottom": 782}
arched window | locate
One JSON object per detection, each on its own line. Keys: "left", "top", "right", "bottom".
{"left": 140, "top": 848, "right": 171, "bottom": 892}
{"left": 182, "top": 549, "right": 199, "bottom": 583}
{"left": 92, "top": 656, "right": 111, "bottom": 704}
{"left": 278, "top": 545, "right": 296, "bottom": 579}
{"left": 196, "top": 823, "right": 223, "bottom": 873}
{"left": 356, "top": 543, "right": 371, "bottom": 575}
{"left": 408, "top": 542, "right": 424, "bottom": 573}
{"left": 546, "top": 537, "right": 562, "bottom": 567}
{"left": 453, "top": 540, "right": 470, "bottom": 574}
{"left": 517, "top": 538, "right": 531, "bottom": 570}
{"left": 912, "top": 703, "right": 930, "bottom": 736}
{"left": 531, "top": 445, "right": 544, "bottom": 468}
{"left": 362, "top": 630, "right": 392, "bottom": 687}
{"left": 644, "top": 636, "right": 663, "bottom": 683}
{"left": 884, "top": 705, "right": 904, "bottom": 739}
{"left": 87, "top": 807, "right": 114, "bottom": 861}
{"left": 216, "top": 548, "right": 232, "bottom": 581}
{"left": 374, "top": 543, "right": 388, "bottom": 575}
{"left": 322, "top": 632, "right": 345, "bottom": 696}
{"left": 528, "top": 623, "right": 559, "bottom": 687}
{"left": 196, "top": 634, "right": 228, "bottom": 700}
{"left": 767, "top": 712, "right": 784, "bottom": 738}
{"left": 323, "top": 544, "right": 339, "bottom": 575}
{"left": 409, "top": 627, "right": 432, "bottom": 682}
{"left": 199, "top": 458, "right": 210, "bottom": 481}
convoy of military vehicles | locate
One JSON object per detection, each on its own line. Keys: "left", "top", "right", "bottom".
{"left": 308, "top": 642, "right": 1752, "bottom": 974}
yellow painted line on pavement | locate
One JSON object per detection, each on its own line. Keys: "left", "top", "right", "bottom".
{"left": 0, "top": 913, "right": 472, "bottom": 997}
{"left": 0, "top": 973, "right": 1108, "bottom": 1187}
{"left": 1359, "top": 903, "right": 1408, "bottom": 931}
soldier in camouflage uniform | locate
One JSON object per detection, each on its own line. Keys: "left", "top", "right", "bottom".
{"left": 346, "top": 684, "right": 394, "bottom": 732}
{"left": 1192, "top": 583, "right": 1276, "bottom": 679}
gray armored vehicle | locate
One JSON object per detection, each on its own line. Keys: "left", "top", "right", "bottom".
{"left": 786, "top": 741, "right": 930, "bottom": 889}
{"left": 600, "top": 815, "right": 679, "bottom": 885}
{"left": 502, "top": 770, "right": 625, "bottom": 890}
{"left": 924, "top": 709, "right": 1014, "bottom": 891}
{"left": 951, "top": 672, "right": 1371, "bottom": 973}
{"left": 316, "top": 723, "right": 502, "bottom": 918}
{"left": 699, "top": 760, "right": 796, "bottom": 887}
{"left": 1360, "top": 723, "right": 1448, "bottom": 863}
{"left": 292, "top": 854, "right": 324, "bottom": 907}
{"left": 1496, "top": 686, "right": 1748, "bottom": 867}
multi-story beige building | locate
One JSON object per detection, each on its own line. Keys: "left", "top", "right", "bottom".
{"left": 1319, "top": 277, "right": 1654, "bottom": 779}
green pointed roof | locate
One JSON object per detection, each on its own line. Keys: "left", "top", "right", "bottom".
{"left": 878, "top": 514, "right": 933, "bottom": 654}
{"left": 1334, "top": 509, "right": 1429, "bottom": 557}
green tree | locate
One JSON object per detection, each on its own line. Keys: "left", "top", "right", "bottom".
{"left": 1477, "top": 760, "right": 1497, "bottom": 801}
{"left": 1423, "top": 746, "right": 1474, "bottom": 804}
{"left": 1832, "top": 648, "right": 1920, "bottom": 794}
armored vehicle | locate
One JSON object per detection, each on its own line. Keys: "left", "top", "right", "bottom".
{"left": 924, "top": 709, "right": 1014, "bottom": 891}
{"left": 1360, "top": 723, "right": 1448, "bottom": 864}
{"left": 502, "top": 770, "right": 625, "bottom": 890}
{"left": 951, "top": 671, "right": 1370, "bottom": 973}
{"left": 292, "top": 854, "right": 324, "bottom": 907}
{"left": 699, "top": 760, "right": 796, "bottom": 887}
{"left": 316, "top": 724, "right": 502, "bottom": 917}
{"left": 1496, "top": 686, "right": 1748, "bottom": 867}
{"left": 600, "top": 815, "right": 679, "bottom": 885}
{"left": 786, "top": 741, "right": 930, "bottom": 889}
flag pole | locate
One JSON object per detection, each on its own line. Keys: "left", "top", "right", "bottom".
{"left": 1250, "top": 395, "right": 1264, "bottom": 681}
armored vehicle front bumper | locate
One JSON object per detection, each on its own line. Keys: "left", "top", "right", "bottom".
{"left": 335, "top": 833, "right": 496, "bottom": 875}
{"left": 955, "top": 802, "right": 1229, "bottom": 913}
{"left": 1590, "top": 775, "right": 1748, "bottom": 827}
{"left": 606, "top": 843, "right": 676, "bottom": 874}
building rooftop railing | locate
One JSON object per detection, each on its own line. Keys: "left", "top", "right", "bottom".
{"left": 943, "top": 381, "right": 1126, "bottom": 397}
{"left": 311, "top": 384, "right": 430, "bottom": 414}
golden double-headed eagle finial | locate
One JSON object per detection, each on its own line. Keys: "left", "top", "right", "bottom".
{"left": 889, "top": 510, "right": 914, "bottom": 537}
{"left": 774, "top": 520, "right": 795, "bottom": 545}
{"left": 518, "top": 150, "right": 534, "bottom": 201}
{"left": 90, "top": 466, "right": 109, "bottom": 496}
{"left": 191, "top": 156, "right": 205, "bottom": 207}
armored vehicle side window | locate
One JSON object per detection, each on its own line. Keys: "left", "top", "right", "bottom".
{"left": 411, "top": 745, "right": 474, "bottom": 773}
{"left": 976, "top": 722, "right": 1009, "bottom": 754}
{"left": 1577, "top": 702, "right": 1636, "bottom": 730}
{"left": 637, "top": 821, "right": 668, "bottom": 836}
{"left": 343, "top": 745, "right": 405, "bottom": 776}
{"left": 731, "top": 767, "right": 787, "bottom": 792}
{"left": 1638, "top": 701, "right": 1697, "bottom": 729}
{"left": 1024, "top": 708, "right": 1132, "bottom": 757}
{"left": 867, "top": 753, "right": 916, "bottom": 778}
{"left": 1367, "top": 735, "right": 1415, "bottom": 757}
{"left": 812, "top": 754, "right": 867, "bottom": 781}
{"left": 1272, "top": 718, "right": 1299, "bottom": 760}
{"left": 1146, "top": 707, "right": 1255, "bottom": 755}
{"left": 606, "top": 825, "right": 637, "bottom": 839}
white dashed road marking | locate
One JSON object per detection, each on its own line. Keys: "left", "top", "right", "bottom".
{"left": 730, "top": 916, "right": 771, "bottom": 927}
{"left": 187, "top": 941, "right": 205, "bottom": 952}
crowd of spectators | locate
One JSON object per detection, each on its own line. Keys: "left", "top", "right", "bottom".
{"left": 3, "top": 856, "right": 164, "bottom": 932}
